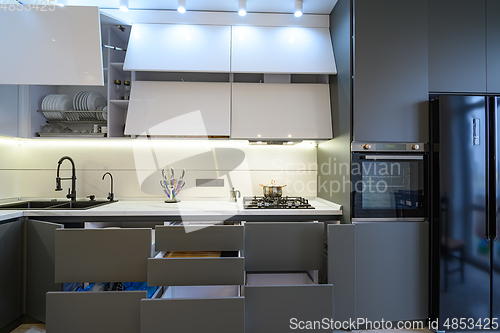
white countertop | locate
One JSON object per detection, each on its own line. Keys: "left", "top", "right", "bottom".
{"left": 0, "top": 198, "right": 341, "bottom": 220}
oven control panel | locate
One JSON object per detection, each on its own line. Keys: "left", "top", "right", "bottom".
{"left": 352, "top": 142, "right": 427, "bottom": 152}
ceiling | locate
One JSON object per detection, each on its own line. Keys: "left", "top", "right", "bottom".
{"left": 67, "top": 0, "right": 338, "bottom": 15}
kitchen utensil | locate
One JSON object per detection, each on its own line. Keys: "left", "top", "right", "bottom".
{"left": 179, "top": 168, "right": 186, "bottom": 181}
{"left": 170, "top": 167, "right": 175, "bottom": 184}
{"left": 229, "top": 187, "right": 241, "bottom": 202}
{"left": 259, "top": 180, "right": 287, "bottom": 197}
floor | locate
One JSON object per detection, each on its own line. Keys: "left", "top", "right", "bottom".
{"left": 10, "top": 326, "right": 432, "bottom": 333}
{"left": 10, "top": 324, "right": 45, "bottom": 333}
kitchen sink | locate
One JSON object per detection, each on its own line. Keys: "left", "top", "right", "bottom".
{"left": 0, "top": 200, "right": 115, "bottom": 210}
{"left": 48, "top": 201, "right": 113, "bottom": 210}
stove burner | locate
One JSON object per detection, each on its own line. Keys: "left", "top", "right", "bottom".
{"left": 243, "top": 196, "right": 315, "bottom": 209}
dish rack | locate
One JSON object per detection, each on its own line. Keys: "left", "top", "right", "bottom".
{"left": 38, "top": 110, "right": 107, "bottom": 123}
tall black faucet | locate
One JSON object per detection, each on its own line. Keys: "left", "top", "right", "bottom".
{"left": 102, "top": 172, "right": 114, "bottom": 202}
{"left": 56, "top": 156, "right": 77, "bottom": 201}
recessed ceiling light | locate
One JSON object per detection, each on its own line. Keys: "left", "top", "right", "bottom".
{"left": 119, "top": 0, "right": 129, "bottom": 12}
{"left": 238, "top": 0, "right": 246, "bottom": 16}
{"left": 178, "top": 0, "right": 186, "bottom": 13}
{"left": 294, "top": 0, "right": 303, "bottom": 17}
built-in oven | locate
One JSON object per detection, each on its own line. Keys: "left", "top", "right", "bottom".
{"left": 351, "top": 142, "right": 428, "bottom": 222}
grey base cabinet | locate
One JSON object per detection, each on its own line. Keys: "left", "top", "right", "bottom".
{"left": 46, "top": 291, "right": 146, "bottom": 333}
{"left": 0, "top": 220, "right": 22, "bottom": 330}
{"left": 355, "top": 222, "right": 429, "bottom": 322}
{"left": 245, "top": 278, "right": 334, "bottom": 333}
{"left": 26, "top": 219, "right": 63, "bottom": 322}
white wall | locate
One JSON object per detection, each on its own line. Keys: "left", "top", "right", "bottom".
{"left": 13, "top": 139, "right": 318, "bottom": 201}
{"left": 0, "top": 137, "right": 20, "bottom": 201}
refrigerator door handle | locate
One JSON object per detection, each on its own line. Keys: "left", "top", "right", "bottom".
{"left": 487, "top": 97, "right": 498, "bottom": 240}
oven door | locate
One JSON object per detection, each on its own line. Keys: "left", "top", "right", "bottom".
{"left": 351, "top": 153, "right": 428, "bottom": 220}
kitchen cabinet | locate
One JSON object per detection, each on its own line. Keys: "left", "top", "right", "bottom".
{"left": 0, "top": 85, "right": 19, "bottom": 137}
{"left": 231, "top": 83, "right": 332, "bottom": 140}
{"left": 125, "top": 81, "right": 231, "bottom": 137}
{"left": 428, "top": 0, "right": 486, "bottom": 93}
{"left": 353, "top": 0, "right": 428, "bottom": 142}
{"left": 26, "top": 220, "right": 63, "bottom": 323}
{"left": 231, "top": 26, "right": 336, "bottom": 74}
{"left": 46, "top": 228, "right": 151, "bottom": 333}
{"left": 142, "top": 224, "right": 244, "bottom": 333}
{"left": 487, "top": 0, "right": 500, "bottom": 93}
{"left": 327, "top": 224, "right": 355, "bottom": 322}
{"left": 124, "top": 24, "right": 231, "bottom": 72}
{"left": 0, "top": 6, "right": 103, "bottom": 86}
{"left": 244, "top": 222, "right": 333, "bottom": 333}
{"left": 0, "top": 219, "right": 22, "bottom": 330}
{"left": 355, "top": 222, "right": 429, "bottom": 322}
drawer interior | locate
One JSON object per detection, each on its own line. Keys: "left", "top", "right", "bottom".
{"left": 246, "top": 272, "right": 315, "bottom": 286}
{"left": 159, "top": 285, "right": 240, "bottom": 299}
{"left": 155, "top": 250, "right": 240, "bottom": 259}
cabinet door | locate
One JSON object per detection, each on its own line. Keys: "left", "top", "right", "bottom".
{"left": 231, "top": 26, "right": 336, "bottom": 74}
{"left": 0, "top": 220, "right": 22, "bottom": 329}
{"left": 487, "top": 0, "right": 500, "bottom": 93}
{"left": 429, "top": 0, "right": 486, "bottom": 93}
{"left": 231, "top": 83, "right": 332, "bottom": 140}
{"left": 353, "top": 0, "right": 428, "bottom": 142}
{"left": 124, "top": 24, "right": 231, "bottom": 72}
{"left": 26, "top": 220, "right": 63, "bottom": 323}
{"left": 0, "top": 85, "right": 19, "bottom": 137}
{"left": 125, "top": 81, "right": 230, "bottom": 136}
{"left": 0, "top": 6, "right": 103, "bottom": 86}
{"left": 355, "top": 222, "right": 429, "bottom": 321}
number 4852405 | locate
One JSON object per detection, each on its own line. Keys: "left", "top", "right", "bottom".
{"left": 0, "top": 0, "right": 57, "bottom": 11}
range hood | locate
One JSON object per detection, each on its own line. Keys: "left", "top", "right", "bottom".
{"left": 124, "top": 24, "right": 336, "bottom": 74}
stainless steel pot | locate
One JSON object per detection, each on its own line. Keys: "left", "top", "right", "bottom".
{"left": 259, "top": 180, "right": 287, "bottom": 197}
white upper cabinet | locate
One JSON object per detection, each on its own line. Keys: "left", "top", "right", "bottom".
{"left": 0, "top": 6, "right": 103, "bottom": 86}
{"left": 124, "top": 24, "right": 231, "bottom": 72}
{"left": 231, "top": 26, "right": 337, "bottom": 74}
{"left": 231, "top": 83, "right": 333, "bottom": 140}
{"left": 124, "top": 81, "right": 230, "bottom": 136}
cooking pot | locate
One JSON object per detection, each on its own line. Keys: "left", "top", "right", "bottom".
{"left": 259, "top": 180, "right": 287, "bottom": 197}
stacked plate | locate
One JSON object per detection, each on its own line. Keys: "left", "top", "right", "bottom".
{"left": 41, "top": 94, "right": 72, "bottom": 120}
{"left": 73, "top": 91, "right": 106, "bottom": 112}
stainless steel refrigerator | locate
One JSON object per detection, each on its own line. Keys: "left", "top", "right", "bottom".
{"left": 430, "top": 95, "right": 500, "bottom": 331}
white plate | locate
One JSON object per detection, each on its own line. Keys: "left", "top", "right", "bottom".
{"left": 76, "top": 91, "right": 84, "bottom": 111}
{"left": 45, "top": 95, "right": 54, "bottom": 111}
{"left": 86, "top": 91, "right": 106, "bottom": 111}
{"left": 73, "top": 91, "right": 84, "bottom": 111}
{"left": 55, "top": 94, "right": 72, "bottom": 111}
{"left": 81, "top": 92, "right": 90, "bottom": 111}
{"left": 50, "top": 95, "right": 58, "bottom": 111}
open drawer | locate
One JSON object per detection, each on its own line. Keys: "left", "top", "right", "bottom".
{"left": 46, "top": 291, "right": 146, "bottom": 333}
{"left": 155, "top": 224, "right": 244, "bottom": 251}
{"left": 141, "top": 285, "right": 244, "bottom": 333}
{"left": 55, "top": 228, "right": 152, "bottom": 283}
{"left": 245, "top": 272, "right": 334, "bottom": 333}
{"left": 148, "top": 250, "right": 244, "bottom": 286}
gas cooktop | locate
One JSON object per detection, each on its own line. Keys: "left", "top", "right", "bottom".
{"left": 243, "top": 196, "right": 315, "bottom": 209}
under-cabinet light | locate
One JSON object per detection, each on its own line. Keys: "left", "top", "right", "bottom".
{"left": 178, "top": 0, "right": 186, "bottom": 13}
{"left": 119, "top": 0, "right": 129, "bottom": 12}
{"left": 294, "top": 0, "right": 303, "bottom": 17}
{"left": 238, "top": 0, "right": 247, "bottom": 16}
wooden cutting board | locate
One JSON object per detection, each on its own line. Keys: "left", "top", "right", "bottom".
{"left": 164, "top": 251, "right": 221, "bottom": 258}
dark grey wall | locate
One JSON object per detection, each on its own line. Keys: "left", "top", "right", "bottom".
{"left": 428, "top": 0, "right": 486, "bottom": 93}
{"left": 487, "top": 0, "right": 500, "bottom": 93}
{"left": 353, "top": 0, "right": 429, "bottom": 142}
{"left": 318, "top": 0, "right": 352, "bottom": 224}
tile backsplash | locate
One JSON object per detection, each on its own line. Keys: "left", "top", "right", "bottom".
{"left": 1, "top": 138, "right": 318, "bottom": 201}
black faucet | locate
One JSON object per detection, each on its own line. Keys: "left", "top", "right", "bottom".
{"left": 102, "top": 172, "right": 114, "bottom": 201}
{"left": 55, "top": 156, "right": 77, "bottom": 201}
